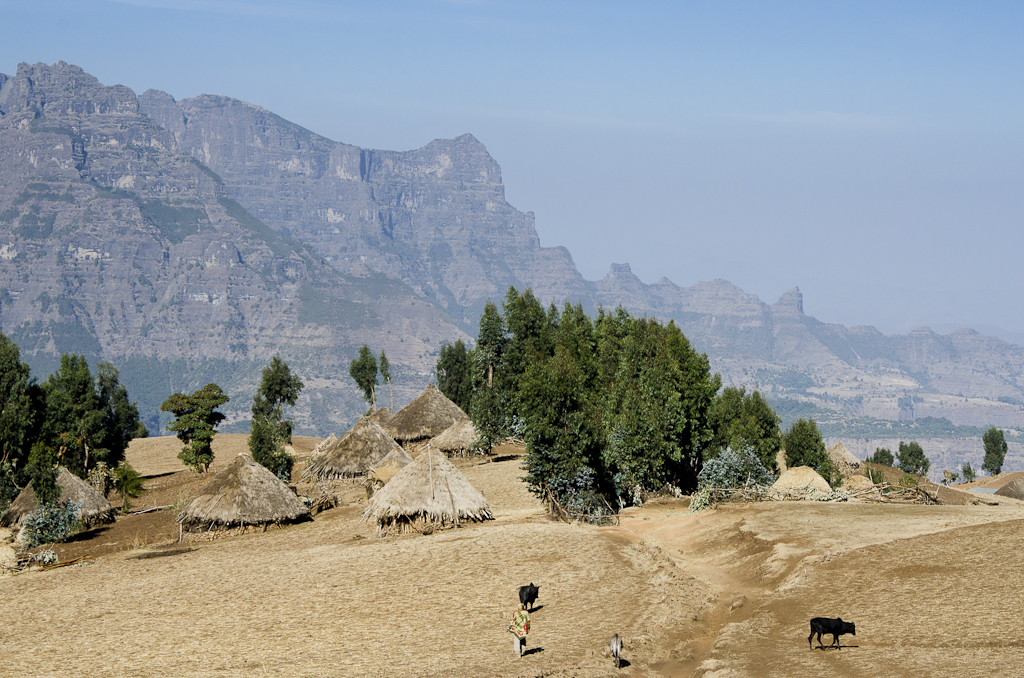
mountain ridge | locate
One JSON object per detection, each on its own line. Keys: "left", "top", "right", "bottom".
{"left": 2, "top": 62, "right": 1022, "bottom": 470}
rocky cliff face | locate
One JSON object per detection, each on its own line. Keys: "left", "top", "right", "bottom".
{"left": 0, "top": 62, "right": 466, "bottom": 434}
{"left": 2, "top": 62, "right": 1021, "bottom": 451}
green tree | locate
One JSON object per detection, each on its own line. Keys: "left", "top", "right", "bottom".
{"left": 40, "top": 354, "right": 104, "bottom": 478}
{"left": 249, "top": 357, "right": 303, "bottom": 480}
{"left": 982, "top": 427, "right": 1008, "bottom": 476}
{"left": 25, "top": 442, "right": 60, "bottom": 506}
{"left": 379, "top": 351, "right": 393, "bottom": 411}
{"left": 783, "top": 418, "right": 837, "bottom": 487}
{"left": 896, "top": 440, "right": 930, "bottom": 476}
{"left": 866, "top": 447, "right": 894, "bottom": 466}
{"left": 349, "top": 344, "right": 378, "bottom": 411}
{"left": 0, "top": 333, "right": 41, "bottom": 508}
{"left": 161, "top": 384, "right": 230, "bottom": 473}
{"left": 436, "top": 340, "right": 473, "bottom": 414}
{"left": 470, "top": 301, "right": 508, "bottom": 451}
{"left": 961, "top": 461, "right": 977, "bottom": 483}
{"left": 708, "top": 386, "right": 781, "bottom": 471}
{"left": 113, "top": 462, "right": 144, "bottom": 512}
{"left": 95, "top": 361, "right": 145, "bottom": 468}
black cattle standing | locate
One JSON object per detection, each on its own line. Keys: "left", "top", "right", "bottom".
{"left": 808, "top": 617, "right": 856, "bottom": 650}
{"left": 519, "top": 583, "right": 540, "bottom": 611}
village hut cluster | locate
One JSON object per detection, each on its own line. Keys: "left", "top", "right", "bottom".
{"left": 1, "top": 385, "right": 495, "bottom": 551}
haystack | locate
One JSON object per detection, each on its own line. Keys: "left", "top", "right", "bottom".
{"left": 771, "top": 466, "right": 831, "bottom": 496}
{"left": 431, "top": 417, "right": 479, "bottom": 457}
{"left": 361, "top": 447, "right": 492, "bottom": 536}
{"left": 995, "top": 479, "right": 1024, "bottom": 500}
{"left": 843, "top": 475, "right": 876, "bottom": 493}
{"left": 303, "top": 417, "right": 404, "bottom": 480}
{"left": 385, "top": 384, "right": 468, "bottom": 446}
{"left": 1, "top": 467, "right": 116, "bottom": 529}
{"left": 177, "top": 454, "right": 309, "bottom": 535}
{"left": 827, "top": 443, "right": 861, "bottom": 477}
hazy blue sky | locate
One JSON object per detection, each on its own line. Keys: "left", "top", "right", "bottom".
{"left": 4, "top": 1, "right": 1023, "bottom": 341}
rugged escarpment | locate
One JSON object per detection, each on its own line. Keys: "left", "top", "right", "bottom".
{"left": 1, "top": 62, "right": 1022, "bottom": 455}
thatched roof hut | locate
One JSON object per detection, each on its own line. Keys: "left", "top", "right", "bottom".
{"left": 431, "top": 417, "right": 479, "bottom": 456}
{"left": 827, "top": 443, "right": 861, "bottom": 477}
{"left": 1, "top": 467, "right": 116, "bottom": 529}
{"left": 385, "top": 384, "right": 468, "bottom": 445}
{"left": 369, "top": 407, "right": 393, "bottom": 426}
{"left": 303, "top": 417, "right": 404, "bottom": 481}
{"left": 177, "top": 454, "right": 309, "bottom": 534}
{"left": 361, "top": 447, "right": 492, "bottom": 536}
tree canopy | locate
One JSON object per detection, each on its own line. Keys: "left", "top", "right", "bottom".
{"left": 866, "top": 447, "right": 894, "bottom": 467}
{"left": 349, "top": 344, "right": 378, "bottom": 411}
{"left": 896, "top": 440, "right": 930, "bottom": 476}
{"left": 982, "top": 427, "right": 1008, "bottom": 476}
{"left": 161, "top": 384, "right": 230, "bottom": 473}
{"left": 783, "top": 418, "right": 837, "bottom": 487}
{"left": 249, "top": 357, "right": 304, "bottom": 480}
{"left": 708, "top": 386, "right": 781, "bottom": 471}
{"left": 436, "top": 340, "right": 472, "bottom": 415}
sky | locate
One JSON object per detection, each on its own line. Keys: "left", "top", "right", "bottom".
{"left": 3, "top": 0, "right": 1023, "bottom": 343}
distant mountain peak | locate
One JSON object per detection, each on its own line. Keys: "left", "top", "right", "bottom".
{"left": 775, "top": 286, "right": 804, "bottom": 314}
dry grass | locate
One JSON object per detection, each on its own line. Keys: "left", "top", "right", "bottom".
{"left": 8, "top": 436, "right": 1024, "bottom": 678}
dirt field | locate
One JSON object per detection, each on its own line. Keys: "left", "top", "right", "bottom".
{"left": 5, "top": 435, "right": 1024, "bottom": 677}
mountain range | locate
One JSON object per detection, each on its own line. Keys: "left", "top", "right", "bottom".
{"left": 1, "top": 62, "right": 1021, "bottom": 474}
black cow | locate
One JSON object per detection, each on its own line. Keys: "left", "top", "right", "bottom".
{"left": 808, "top": 617, "right": 856, "bottom": 650}
{"left": 519, "top": 583, "right": 540, "bottom": 611}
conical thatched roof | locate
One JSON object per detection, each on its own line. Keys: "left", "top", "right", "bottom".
{"left": 1, "top": 467, "right": 116, "bottom": 529}
{"left": 177, "top": 454, "right": 309, "bottom": 530}
{"left": 827, "top": 443, "right": 861, "bottom": 477}
{"left": 303, "top": 417, "right": 404, "bottom": 480}
{"left": 369, "top": 407, "right": 393, "bottom": 425}
{"left": 385, "top": 384, "right": 468, "bottom": 442}
{"left": 361, "top": 447, "right": 492, "bottom": 536}
{"left": 431, "top": 417, "right": 479, "bottom": 455}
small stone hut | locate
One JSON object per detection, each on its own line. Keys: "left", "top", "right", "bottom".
{"left": 177, "top": 454, "right": 309, "bottom": 537}
{"left": 1, "top": 467, "right": 116, "bottom": 529}
{"left": 303, "top": 416, "right": 405, "bottom": 480}
{"left": 361, "top": 447, "right": 492, "bottom": 536}
{"left": 385, "top": 385, "right": 468, "bottom": 452}
{"left": 431, "top": 417, "right": 480, "bottom": 457}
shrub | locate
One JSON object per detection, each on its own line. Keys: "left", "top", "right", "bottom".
{"left": 698, "top": 445, "right": 776, "bottom": 490}
{"left": 865, "top": 467, "right": 884, "bottom": 484}
{"left": 113, "top": 462, "right": 144, "bottom": 512}
{"left": 961, "top": 462, "right": 977, "bottom": 483}
{"left": 21, "top": 500, "right": 81, "bottom": 548}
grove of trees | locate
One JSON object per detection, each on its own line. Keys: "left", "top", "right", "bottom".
{"left": 437, "top": 287, "right": 722, "bottom": 514}
{"left": 0, "top": 332, "right": 146, "bottom": 513}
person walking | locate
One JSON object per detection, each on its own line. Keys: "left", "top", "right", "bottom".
{"left": 508, "top": 602, "right": 531, "bottom": 658}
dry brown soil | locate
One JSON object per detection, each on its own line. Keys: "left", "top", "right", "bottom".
{"left": 4, "top": 434, "right": 1024, "bottom": 677}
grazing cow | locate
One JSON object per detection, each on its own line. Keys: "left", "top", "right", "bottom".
{"left": 609, "top": 633, "right": 623, "bottom": 668}
{"left": 519, "top": 583, "right": 540, "bottom": 611}
{"left": 808, "top": 617, "right": 856, "bottom": 650}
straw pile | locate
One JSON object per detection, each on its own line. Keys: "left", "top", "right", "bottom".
{"left": 770, "top": 466, "right": 831, "bottom": 496}
{"left": 431, "top": 417, "right": 479, "bottom": 457}
{"left": 1, "top": 467, "right": 116, "bottom": 529}
{"left": 385, "top": 385, "right": 468, "bottom": 444}
{"left": 361, "top": 447, "right": 492, "bottom": 536}
{"left": 303, "top": 417, "right": 404, "bottom": 480}
{"left": 177, "top": 454, "right": 309, "bottom": 536}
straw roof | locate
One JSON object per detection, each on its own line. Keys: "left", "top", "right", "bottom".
{"left": 177, "top": 454, "right": 309, "bottom": 530}
{"left": 431, "top": 417, "right": 479, "bottom": 455}
{"left": 385, "top": 384, "right": 468, "bottom": 442}
{"left": 361, "top": 447, "right": 492, "bottom": 536}
{"left": 995, "top": 479, "right": 1024, "bottom": 500}
{"left": 827, "top": 443, "right": 861, "bottom": 477}
{"left": 1, "top": 467, "right": 116, "bottom": 529}
{"left": 303, "top": 417, "right": 404, "bottom": 480}
{"left": 369, "top": 407, "right": 393, "bottom": 425}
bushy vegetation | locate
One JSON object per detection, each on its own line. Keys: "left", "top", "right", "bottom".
{"left": 0, "top": 333, "right": 145, "bottom": 508}
{"left": 113, "top": 462, "right": 144, "bottom": 512}
{"left": 21, "top": 500, "right": 81, "bottom": 548}
{"left": 982, "top": 427, "right": 1007, "bottom": 476}
{"left": 896, "top": 441, "right": 930, "bottom": 476}
{"left": 961, "top": 461, "right": 977, "bottom": 483}
{"left": 783, "top": 418, "right": 839, "bottom": 487}
{"left": 697, "top": 446, "right": 777, "bottom": 490}
{"left": 866, "top": 447, "right": 894, "bottom": 466}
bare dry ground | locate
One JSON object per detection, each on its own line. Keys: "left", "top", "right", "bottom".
{"left": 5, "top": 434, "right": 1024, "bottom": 677}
